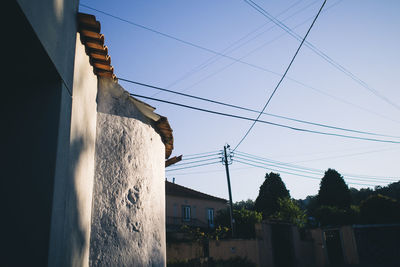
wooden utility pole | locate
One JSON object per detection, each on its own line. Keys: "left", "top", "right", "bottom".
{"left": 223, "top": 144, "right": 235, "bottom": 237}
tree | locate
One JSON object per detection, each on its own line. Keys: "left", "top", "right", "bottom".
{"left": 255, "top": 172, "right": 290, "bottom": 218}
{"left": 317, "top": 169, "right": 351, "bottom": 209}
{"left": 360, "top": 194, "right": 400, "bottom": 224}
{"left": 233, "top": 199, "right": 255, "bottom": 211}
{"left": 349, "top": 187, "right": 374, "bottom": 205}
{"left": 215, "top": 208, "right": 262, "bottom": 238}
{"left": 313, "top": 205, "right": 359, "bottom": 227}
{"left": 270, "top": 198, "right": 306, "bottom": 227}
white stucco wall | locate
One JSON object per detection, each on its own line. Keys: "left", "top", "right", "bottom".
{"left": 48, "top": 33, "right": 98, "bottom": 267}
{"left": 90, "top": 78, "right": 166, "bottom": 266}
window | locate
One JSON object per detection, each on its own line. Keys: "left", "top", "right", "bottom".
{"left": 207, "top": 208, "right": 214, "bottom": 227}
{"left": 182, "top": 205, "right": 191, "bottom": 221}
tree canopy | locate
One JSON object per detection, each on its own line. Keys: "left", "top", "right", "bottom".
{"left": 360, "top": 194, "right": 400, "bottom": 224}
{"left": 255, "top": 172, "right": 290, "bottom": 218}
{"left": 215, "top": 208, "right": 262, "bottom": 238}
{"left": 270, "top": 198, "right": 306, "bottom": 227}
{"left": 233, "top": 199, "right": 255, "bottom": 211}
{"left": 317, "top": 169, "right": 351, "bottom": 209}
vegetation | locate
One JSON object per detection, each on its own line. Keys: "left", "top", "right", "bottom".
{"left": 233, "top": 199, "right": 255, "bottom": 211}
{"left": 360, "top": 194, "right": 400, "bottom": 224}
{"left": 296, "top": 172, "right": 400, "bottom": 227}
{"left": 177, "top": 224, "right": 230, "bottom": 243}
{"left": 215, "top": 208, "right": 262, "bottom": 238}
{"left": 317, "top": 169, "right": 351, "bottom": 209}
{"left": 269, "top": 197, "right": 307, "bottom": 227}
{"left": 254, "top": 172, "right": 290, "bottom": 218}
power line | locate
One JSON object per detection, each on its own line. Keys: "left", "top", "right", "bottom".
{"left": 244, "top": 0, "right": 400, "bottom": 111}
{"left": 78, "top": 4, "right": 303, "bottom": 78}
{"left": 233, "top": 0, "right": 327, "bottom": 151}
{"left": 166, "top": 166, "right": 253, "bottom": 175}
{"left": 130, "top": 93, "right": 400, "bottom": 144}
{"left": 234, "top": 159, "right": 385, "bottom": 187}
{"left": 152, "top": 0, "right": 310, "bottom": 97}
{"left": 165, "top": 161, "right": 221, "bottom": 172}
{"left": 163, "top": 0, "right": 340, "bottom": 99}
{"left": 235, "top": 153, "right": 398, "bottom": 183}
{"left": 182, "top": 152, "right": 222, "bottom": 161}
{"left": 168, "top": 157, "right": 222, "bottom": 167}
{"left": 183, "top": 150, "right": 221, "bottom": 157}
{"left": 235, "top": 150, "right": 399, "bottom": 181}
{"left": 119, "top": 78, "right": 400, "bottom": 139}
{"left": 81, "top": 3, "right": 399, "bottom": 125}
{"left": 289, "top": 147, "right": 400, "bottom": 165}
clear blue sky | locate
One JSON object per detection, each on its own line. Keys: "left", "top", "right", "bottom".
{"left": 80, "top": 0, "right": 400, "bottom": 200}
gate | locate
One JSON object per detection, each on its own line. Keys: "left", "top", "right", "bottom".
{"left": 271, "top": 224, "right": 295, "bottom": 267}
{"left": 324, "top": 229, "right": 344, "bottom": 265}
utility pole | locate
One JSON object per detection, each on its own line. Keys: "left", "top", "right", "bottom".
{"left": 223, "top": 144, "right": 234, "bottom": 237}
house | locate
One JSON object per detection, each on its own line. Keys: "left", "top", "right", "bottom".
{"left": 6, "top": 2, "right": 175, "bottom": 266}
{"left": 166, "top": 181, "right": 228, "bottom": 230}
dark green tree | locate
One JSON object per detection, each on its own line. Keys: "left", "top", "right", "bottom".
{"left": 317, "top": 169, "right": 351, "bottom": 209}
{"left": 313, "top": 205, "right": 359, "bottom": 227}
{"left": 215, "top": 208, "right": 262, "bottom": 238}
{"left": 270, "top": 198, "right": 306, "bottom": 227}
{"left": 375, "top": 181, "right": 400, "bottom": 201}
{"left": 254, "top": 172, "right": 290, "bottom": 218}
{"left": 360, "top": 194, "right": 400, "bottom": 224}
{"left": 233, "top": 199, "right": 255, "bottom": 211}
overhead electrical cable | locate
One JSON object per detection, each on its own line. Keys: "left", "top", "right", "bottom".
{"left": 235, "top": 154, "right": 398, "bottom": 183}
{"left": 78, "top": 4, "right": 304, "bottom": 77}
{"left": 119, "top": 78, "right": 400, "bottom": 139}
{"left": 80, "top": 4, "right": 398, "bottom": 124}
{"left": 289, "top": 147, "right": 400, "bottom": 165}
{"left": 165, "top": 161, "right": 221, "bottom": 172}
{"left": 166, "top": 166, "right": 253, "bottom": 176}
{"left": 181, "top": 153, "right": 222, "bottom": 161}
{"left": 233, "top": 0, "right": 327, "bottom": 151}
{"left": 130, "top": 93, "right": 400, "bottom": 145}
{"left": 168, "top": 157, "right": 222, "bottom": 167}
{"left": 182, "top": 150, "right": 221, "bottom": 157}
{"left": 234, "top": 159, "right": 384, "bottom": 187}
{"left": 235, "top": 150, "right": 399, "bottom": 181}
{"left": 165, "top": 0, "right": 341, "bottom": 98}
{"left": 244, "top": 0, "right": 400, "bottom": 111}
{"left": 152, "top": 0, "right": 311, "bottom": 96}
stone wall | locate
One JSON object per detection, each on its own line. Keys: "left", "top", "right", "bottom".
{"left": 90, "top": 78, "right": 166, "bottom": 266}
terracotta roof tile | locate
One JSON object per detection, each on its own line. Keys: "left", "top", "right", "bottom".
{"left": 77, "top": 13, "right": 116, "bottom": 81}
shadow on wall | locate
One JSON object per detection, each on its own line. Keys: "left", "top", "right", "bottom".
{"left": 65, "top": 136, "right": 90, "bottom": 266}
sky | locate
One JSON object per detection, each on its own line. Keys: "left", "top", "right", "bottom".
{"left": 79, "top": 0, "right": 400, "bottom": 201}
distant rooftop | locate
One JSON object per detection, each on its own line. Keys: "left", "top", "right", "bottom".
{"left": 166, "top": 181, "right": 227, "bottom": 203}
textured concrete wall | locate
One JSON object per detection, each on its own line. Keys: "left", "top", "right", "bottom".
{"left": 49, "top": 33, "right": 98, "bottom": 267}
{"left": 16, "top": 0, "right": 79, "bottom": 91}
{"left": 90, "top": 78, "right": 166, "bottom": 266}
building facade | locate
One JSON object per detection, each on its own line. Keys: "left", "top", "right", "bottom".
{"left": 166, "top": 181, "right": 228, "bottom": 230}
